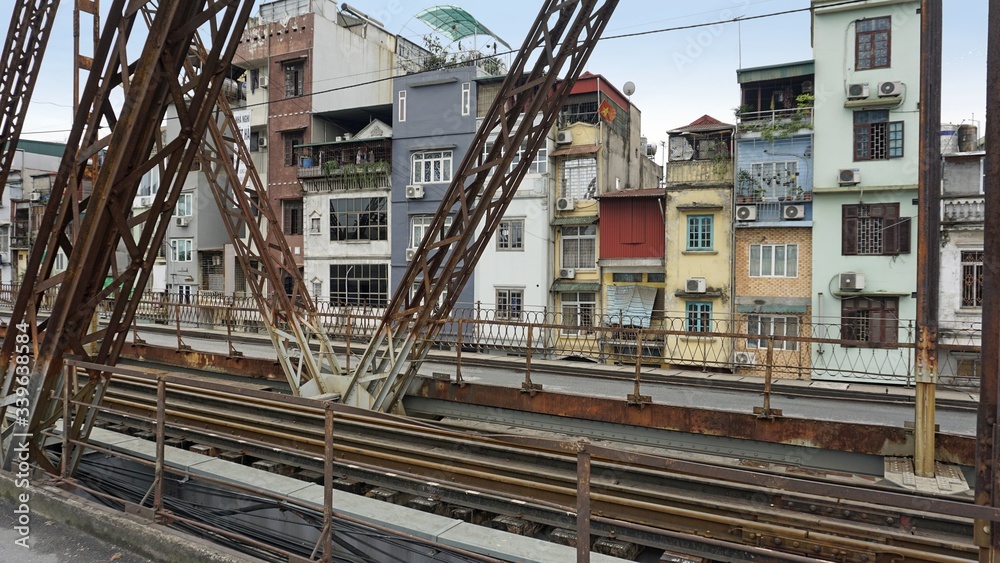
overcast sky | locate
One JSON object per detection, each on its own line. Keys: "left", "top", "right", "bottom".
{"left": 7, "top": 0, "right": 989, "bottom": 158}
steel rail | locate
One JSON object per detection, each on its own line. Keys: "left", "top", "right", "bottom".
{"left": 85, "top": 370, "right": 981, "bottom": 561}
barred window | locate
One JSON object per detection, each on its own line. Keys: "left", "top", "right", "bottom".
{"left": 283, "top": 199, "right": 303, "bottom": 236}
{"left": 841, "top": 297, "right": 898, "bottom": 348}
{"left": 686, "top": 302, "right": 712, "bottom": 333}
{"left": 854, "top": 110, "right": 903, "bottom": 160}
{"left": 561, "top": 158, "right": 597, "bottom": 200}
{"left": 961, "top": 250, "right": 984, "bottom": 307}
{"left": 561, "top": 292, "right": 596, "bottom": 335}
{"left": 842, "top": 203, "right": 910, "bottom": 256}
{"left": 284, "top": 61, "right": 304, "bottom": 97}
{"left": 749, "top": 161, "right": 798, "bottom": 198}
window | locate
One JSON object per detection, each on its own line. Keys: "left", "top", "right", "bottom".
{"left": 749, "top": 161, "right": 798, "bottom": 198}
{"left": 461, "top": 82, "right": 471, "bottom": 116}
{"left": 173, "top": 193, "right": 193, "bottom": 217}
{"left": 310, "top": 217, "right": 321, "bottom": 234}
{"left": 312, "top": 281, "right": 322, "bottom": 300}
{"left": 483, "top": 141, "right": 548, "bottom": 175}
{"left": 561, "top": 158, "right": 597, "bottom": 200}
{"left": 842, "top": 203, "right": 910, "bottom": 255}
{"left": 329, "top": 197, "right": 387, "bottom": 241}
{"left": 283, "top": 131, "right": 304, "bottom": 166}
{"left": 856, "top": 16, "right": 891, "bottom": 70}
{"left": 283, "top": 199, "right": 303, "bottom": 236}
{"left": 282, "top": 274, "right": 294, "bottom": 296}
{"left": 496, "top": 288, "right": 523, "bottom": 320}
{"left": 170, "top": 239, "right": 192, "bottom": 262}
{"left": 329, "top": 263, "right": 388, "bottom": 306}
{"left": 54, "top": 250, "right": 65, "bottom": 271}
{"left": 841, "top": 297, "right": 899, "bottom": 347}
{"left": 410, "top": 215, "right": 453, "bottom": 248}
{"left": 250, "top": 69, "right": 259, "bottom": 92}
{"left": 686, "top": 302, "right": 712, "bottom": 333}
{"left": 398, "top": 90, "right": 406, "bottom": 123}
{"left": 686, "top": 215, "right": 713, "bottom": 251}
{"left": 284, "top": 61, "right": 304, "bottom": 97}
{"left": 561, "top": 225, "right": 596, "bottom": 270}
{"left": 854, "top": 110, "right": 903, "bottom": 160}
{"left": 561, "top": 292, "right": 596, "bottom": 335}
{"left": 647, "top": 273, "right": 665, "bottom": 283}
{"left": 612, "top": 273, "right": 642, "bottom": 283}
{"left": 412, "top": 151, "right": 453, "bottom": 184}
{"left": 410, "top": 281, "right": 447, "bottom": 310}
{"left": 750, "top": 244, "right": 798, "bottom": 277}
{"left": 747, "top": 315, "right": 799, "bottom": 351}
{"left": 176, "top": 285, "right": 193, "bottom": 305}
{"left": 961, "top": 250, "right": 984, "bottom": 307}
{"left": 497, "top": 219, "right": 524, "bottom": 250}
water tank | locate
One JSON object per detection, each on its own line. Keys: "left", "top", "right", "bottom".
{"left": 958, "top": 124, "right": 979, "bottom": 152}
{"left": 940, "top": 123, "right": 959, "bottom": 154}
{"left": 646, "top": 143, "right": 657, "bottom": 157}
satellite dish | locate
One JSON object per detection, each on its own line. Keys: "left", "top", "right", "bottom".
{"left": 623, "top": 81, "right": 636, "bottom": 96}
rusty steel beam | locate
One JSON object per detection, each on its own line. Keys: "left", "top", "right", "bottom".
{"left": 347, "top": 0, "right": 621, "bottom": 413}
{"left": 412, "top": 379, "right": 977, "bottom": 466}
{"left": 0, "top": 0, "right": 61, "bottom": 198}
{"left": 914, "top": 0, "right": 943, "bottom": 479}
{"left": 0, "top": 0, "right": 255, "bottom": 473}
{"left": 977, "top": 0, "right": 1000, "bottom": 558}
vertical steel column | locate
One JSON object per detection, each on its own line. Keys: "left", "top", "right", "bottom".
{"left": 914, "top": 0, "right": 943, "bottom": 478}
{"left": 976, "top": 2, "right": 1000, "bottom": 558}
{"left": 576, "top": 442, "right": 591, "bottom": 563}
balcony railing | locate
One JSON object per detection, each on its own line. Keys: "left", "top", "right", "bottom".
{"left": 299, "top": 162, "right": 392, "bottom": 194}
{"left": 943, "top": 197, "right": 985, "bottom": 224}
{"left": 737, "top": 107, "right": 814, "bottom": 128}
{"left": 665, "top": 159, "right": 733, "bottom": 186}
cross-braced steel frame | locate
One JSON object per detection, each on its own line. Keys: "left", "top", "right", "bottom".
{"left": 345, "top": 0, "right": 620, "bottom": 413}
{"left": 0, "top": 0, "right": 256, "bottom": 473}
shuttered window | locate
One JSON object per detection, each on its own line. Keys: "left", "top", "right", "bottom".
{"left": 841, "top": 297, "right": 899, "bottom": 348}
{"left": 842, "top": 203, "right": 910, "bottom": 256}
{"left": 856, "top": 16, "right": 891, "bottom": 70}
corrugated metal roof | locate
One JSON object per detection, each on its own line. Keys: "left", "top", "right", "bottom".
{"left": 551, "top": 281, "right": 601, "bottom": 292}
{"left": 597, "top": 188, "right": 665, "bottom": 199}
{"left": 416, "top": 6, "right": 511, "bottom": 49}
{"left": 605, "top": 285, "right": 657, "bottom": 328}
{"left": 552, "top": 215, "right": 598, "bottom": 226}
{"left": 551, "top": 144, "right": 601, "bottom": 157}
{"left": 736, "top": 60, "right": 815, "bottom": 84}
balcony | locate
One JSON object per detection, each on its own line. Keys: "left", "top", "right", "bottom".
{"left": 943, "top": 197, "right": 985, "bottom": 225}
{"left": 299, "top": 161, "right": 392, "bottom": 194}
{"left": 737, "top": 107, "right": 813, "bottom": 140}
{"left": 665, "top": 159, "right": 733, "bottom": 186}
{"left": 10, "top": 235, "right": 31, "bottom": 249}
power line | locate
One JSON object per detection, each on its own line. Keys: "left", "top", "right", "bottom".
{"left": 19, "top": 0, "right": 876, "bottom": 137}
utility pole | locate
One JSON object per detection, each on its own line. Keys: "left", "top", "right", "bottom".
{"left": 976, "top": 2, "right": 1000, "bottom": 559}
{"left": 914, "top": 0, "right": 942, "bottom": 479}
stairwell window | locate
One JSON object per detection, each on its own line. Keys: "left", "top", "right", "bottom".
{"left": 747, "top": 315, "right": 799, "bottom": 351}
{"left": 854, "top": 110, "right": 903, "bottom": 160}
{"left": 461, "top": 82, "right": 471, "bottom": 116}
{"left": 749, "top": 244, "right": 798, "bottom": 277}
{"left": 284, "top": 60, "right": 304, "bottom": 97}
{"left": 561, "top": 225, "right": 596, "bottom": 270}
{"left": 412, "top": 151, "right": 452, "bottom": 184}
{"left": 961, "top": 250, "right": 984, "bottom": 307}
{"left": 283, "top": 131, "right": 304, "bottom": 167}
{"left": 398, "top": 90, "right": 406, "bottom": 123}
{"left": 856, "top": 16, "right": 891, "bottom": 70}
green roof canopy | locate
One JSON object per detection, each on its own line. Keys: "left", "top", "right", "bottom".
{"left": 416, "top": 6, "right": 511, "bottom": 50}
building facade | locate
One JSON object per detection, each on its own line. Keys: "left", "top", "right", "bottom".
{"left": 6, "top": 141, "right": 65, "bottom": 286}
{"left": 810, "top": 0, "right": 920, "bottom": 381}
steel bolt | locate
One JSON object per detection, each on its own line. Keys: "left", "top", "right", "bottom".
{"left": 843, "top": 510, "right": 852, "bottom": 518}
{"left": 809, "top": 504, "right": 818, "bottom": 512}
{"left": 886, "top": 517, "right": 895, "bottom": 526}
{"left": 861, "top": 556, "right": 870, "bottom": 562}
{"left": 772, "top": 537, "right": 782, "bottom": 546}
{"left": 812, "top": 546, "right": 821, "bottom": 554}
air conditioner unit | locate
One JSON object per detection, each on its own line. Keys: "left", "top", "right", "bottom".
{"left": 175, "top": 216, "right": 190, "bottom": 227}
{"left": 555, "top": 197, "right": 574, "bottom": 211}
{"left": 30, "top": 192, "right": 40, "bottom": 202}
{"left": 847, "top": 83, "right": 870, "bottom": 100}
{"left": 212, "top": 255, "right": 222, "bottom": 266}
{"left": 405, "top": 184, "right": 424, "bottom": 199}
{"left": 558, "top": 268, "right": 576, "bottom": 279}
{"left": 405, "top": 248, "right": 416, "bottom": 262}
{"left": 733, "top": 351, "right": 756, "bottom": 367}
{"left": 838, "top": 168, "right": 861, "bottom": 186}
{"left": 556, "top": 130, "right": 573, "bottom": 144}
{"left": 878, "top": 81, "right": 903, "bottom": 97}
{"left": 258, "top": 75, "right": 269, "bottom": 88}
{"left": 783, "top": 204, "right": 805, "bottom": 220}
{"left": 257, "top": 137, "right": 267, "bottom": 149}
{"left": 138, "top": 196, "right": 153, "bottom": 207}
{"left": 839, "top": 272, "right": 866, "bottom": 291}
{"left": 735, "top": 204, "right": 757, "bottom": 221}
{"left": 685, "top": 277, "right": 707, "bottom": 294}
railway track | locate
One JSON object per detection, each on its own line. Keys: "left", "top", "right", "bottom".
{"left": 87, "top": 367, "right": 980, "bottom": 562}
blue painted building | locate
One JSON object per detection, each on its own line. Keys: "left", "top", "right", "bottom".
{"left": 391, "top": 65, "right": 480, "bottom": 308}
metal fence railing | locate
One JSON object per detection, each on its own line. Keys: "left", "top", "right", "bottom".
{"left": 0, "top": 284, "right": 984, "bottom": 388}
